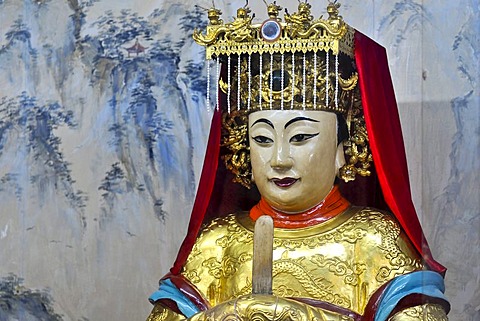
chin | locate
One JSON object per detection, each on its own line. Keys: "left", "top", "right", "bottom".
{"left": 268, "top": 196, "right": 311, "bottom": 213}
{"left": 265, "top": 188, "right": 328, "bottom": 213}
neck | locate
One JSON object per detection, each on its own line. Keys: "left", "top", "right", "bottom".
{"left": 249, "top": 185, "right": 350, "bottom": 228}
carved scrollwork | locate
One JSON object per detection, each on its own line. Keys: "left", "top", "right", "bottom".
{"left": 221, "top": 110, "right": 251, "bottom": 187}
{"left": 188, "top": 295, "right": 354, "bottom": 321}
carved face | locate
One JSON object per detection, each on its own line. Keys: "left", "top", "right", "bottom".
{"left": 248, "top": 110, "right": 342, "bottom": 213}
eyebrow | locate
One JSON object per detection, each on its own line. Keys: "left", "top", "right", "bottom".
{"left": 251, "top": 118, "right": 274, "bottom": 128}
{"left": 284, "top": 116, "right": 319, "bottom": 129}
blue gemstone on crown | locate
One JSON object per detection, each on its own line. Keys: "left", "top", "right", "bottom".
{"left": 261, "top": 20, "right": 281, "bottom": 42}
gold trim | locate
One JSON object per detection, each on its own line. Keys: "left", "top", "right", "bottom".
{"left": 390, "top": 304, "right": 448, "bottom": 321}
{"left": 193, "top": 2, "right": 354, "bottom": 60}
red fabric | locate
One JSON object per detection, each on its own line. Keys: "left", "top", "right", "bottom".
{"left": 354, "top": 31, "right": 446, "bottom": 274}
{"left": 362, "top": 279, "right": 450, "bottom": 320}
{"left": 170, "top": 109, "right": 222, "bottom": 275}
{"left": 250, "top": 186, "right": 350, "bottom": 228}
{"left": 167, "top": 273, "right": 211, "bottom": 310}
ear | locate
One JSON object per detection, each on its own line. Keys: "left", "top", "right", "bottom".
{"left": 251, "top": 170, "right": 255, "bottom": 183}
{"left": 335, "top": 142, "right": 346, "bottom": 176}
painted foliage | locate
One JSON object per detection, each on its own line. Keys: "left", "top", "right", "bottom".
{"left": 0, "top": 0, "right": 212, "bottom": 320}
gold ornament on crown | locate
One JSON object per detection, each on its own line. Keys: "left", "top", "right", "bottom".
{"left": 193, "top": 1, "right": 354, "bottom": 60}
{"left": 193, "top": 1, "right": 372, "bottom": 186}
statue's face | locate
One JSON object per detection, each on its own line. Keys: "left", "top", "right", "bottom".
{"left": 249, "top": 110, "right": 340, "bottom": 213}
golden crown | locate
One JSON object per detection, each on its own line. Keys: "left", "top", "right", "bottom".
{"left": 193, "top": 1, "right": 371, "bottom": 186}
{"left": 193, "top": 1, "right": 359, "bottom": 114}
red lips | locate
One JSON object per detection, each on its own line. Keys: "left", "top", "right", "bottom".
{"left": 272, "top": 177, "right": 298, "bottom": 187}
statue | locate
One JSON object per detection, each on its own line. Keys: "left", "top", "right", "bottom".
{"left": 147, "top": 2, "right": 449, "bottom": 320}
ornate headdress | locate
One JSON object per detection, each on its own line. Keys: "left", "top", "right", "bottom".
{"left": 193, "top": 1, "right": 372, "bottom": 187}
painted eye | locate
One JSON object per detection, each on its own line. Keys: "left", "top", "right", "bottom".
{"left": 252, "top": 135, "right": 274, "bottom": 144}
{"left": 290, "top": 133, "right": 319, "bottom": 143}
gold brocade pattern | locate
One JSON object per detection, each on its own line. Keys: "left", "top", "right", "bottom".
{"left": 203, "top": 253, "right": 252, "bottom": 278}
{"left": 188, "top": 295, "right": 354, "bottom": 321}
{"left": 216, "top": 214, "right": 253, "bottom": 247}
{"left": 182, "top": 208, "right": 424, "bottom": 315}
{"left": 309, "top": 254, "right": 366, "bottom": 286}
{"left": 272, "top": 253, "right": 350, "bottom": 307}
{"left": 389, "top": 304, "right": 449, "bottom": 321}
{"left": 147, "top": 304, "right": 183, "bottom": 321}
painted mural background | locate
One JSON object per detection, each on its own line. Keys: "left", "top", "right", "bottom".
{"left": 0, "top": 1, "right": 478, "bottom": 320}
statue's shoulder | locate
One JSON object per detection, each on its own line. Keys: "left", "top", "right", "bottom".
{"left": 347, "top": 207, "right": 425, "bottom": 282}
{"left": 348, "top": 206, "right": 403, "bottom": 235}
{"left": 182, "top": 212, "right": 253, "bottom": 297}
{"left": 186, "top": 212, "right": 253, "bottom": 261}
{"left": 198, "top": 212, "right": 252, "bottom": 237}
{"left": 348, "top": 207, "right": 420, "bottom": 251}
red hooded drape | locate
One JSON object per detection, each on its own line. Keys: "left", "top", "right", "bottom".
{"left": 170, "top": 31, "right": 446, "bottom": 276}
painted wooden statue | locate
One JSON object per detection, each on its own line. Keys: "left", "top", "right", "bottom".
{"left": 147, "top": 2, "right": 449, "bottom": 320}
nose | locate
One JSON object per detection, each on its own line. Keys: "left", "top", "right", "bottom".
{"left": 270, "top": 141, "right": 293, "bottom": 169}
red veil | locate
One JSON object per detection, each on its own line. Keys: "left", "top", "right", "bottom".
{"left": 170, "top": 31, "right": 446, "bottom": 276}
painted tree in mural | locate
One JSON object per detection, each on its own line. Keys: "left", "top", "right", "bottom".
{"left": 0, "top": 93, "right": 86, "bottom": 214}
{"left": 3, "top": 18, "right": 37, "bottom": 57}
{"left": 0, "top": 275, "right": 63, "bottom": 321}
{"left": 0, "top": 2, "right": 209, "bottom": 320}
{"left": 83, "top": 5, "right": 210, "bottom": 224}
{"left": 86, "top": 8, "right": 182, "bottom": 222}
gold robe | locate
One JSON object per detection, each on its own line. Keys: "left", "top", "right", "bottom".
{"left": 147, "top": 207, "right": 448, "bottom": 321}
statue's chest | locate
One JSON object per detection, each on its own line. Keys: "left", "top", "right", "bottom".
{"left": 199, "top": 230, "right": 365, "bottom": 310}
{"left": 184, "top": 210, "right": 423, "bottom": 316}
